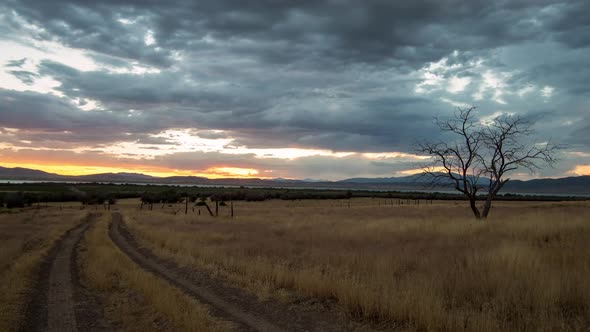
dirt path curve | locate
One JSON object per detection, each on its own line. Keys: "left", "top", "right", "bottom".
{"left": 109, "top": 212, "right": 385, "bottom": 332}
{"left": 23, "top": 213, "right": 106, "bottom": 332}
{"left": 110, "top": 212, "right": 285, "bottom": 332}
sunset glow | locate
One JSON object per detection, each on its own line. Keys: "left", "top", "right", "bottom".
{"left": 0, "top": 160, "right": 270, "bottom": 179}
{"left": 0, "top": 161, "right": 195, "bottom": 177}
{"left": 396, "top": 167, "right": 445, "bottom": 176}
{"left": 205, "top": 167, "right": 261, "bottom": 178}
{"left": 570, "top": 165, "right": 590, "bottom": 176}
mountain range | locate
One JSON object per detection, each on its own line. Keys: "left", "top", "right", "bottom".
{"left": 1, "top": 166, "right": 589, "bottom": 195}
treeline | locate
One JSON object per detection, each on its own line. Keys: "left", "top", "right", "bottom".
{"left": 0, "top": 182, "right": 587, "bottom": 209}
{"left": 138, "top": 187, "right": 585, "bottom": 205}
{"left": 0, "top": 191, "right": 117, "bottom": 208}
{"left": 0, "top": 191, "right": 81, "bottom": 208}
{"left": 138, "top": 188, "right": 354, "bottom": 204}
{"left": 210, "top": 189, "right": 353, "bottom": 201}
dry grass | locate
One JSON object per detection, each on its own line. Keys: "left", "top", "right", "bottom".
{"left": 121, "top": 199, "right": 590, "bottom": 331}
{"left": 79, "top": 211, "right": 231, "bottom": 331}
{"left": 0, "top": 208, "right": 86, "bottom": 332}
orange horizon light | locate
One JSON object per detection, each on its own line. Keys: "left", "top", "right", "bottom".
{"left": 0, "top": 161, "right": 264, "bottom": 179}
{"left": 570, "top": 165, "right": 590, "bottom": 176}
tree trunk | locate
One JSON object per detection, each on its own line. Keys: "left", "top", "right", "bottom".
{"left": 204, "top": 203, "right": 214, "bottom": 217}
{"left": 469, "top": 197, "right": 482, "bottom": 219}
{"left": 481, "top": 180, "right": 507, "bottom": 219}
{"left": 481, "top": 196, "right": 493, "bottom": 219}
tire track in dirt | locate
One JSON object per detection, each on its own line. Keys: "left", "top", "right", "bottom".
{"left": 23, "top": 213, "right": 104, "bottom": 332}
{"left": 71, "top": 218, "right": 115, "bottom": 332}
{"left": 109, "top": 212, "right": 284, "bottom": 332}
{"left": 109, "top": 212, "right": 385, "bottom": 332}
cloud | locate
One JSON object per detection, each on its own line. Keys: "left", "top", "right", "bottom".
{"left": 0, "top": 0, "right": 589, "bottom": 179}
{"left": 0, "top": 89, "right": 168, "bottom": 145}
{"left": 7, "top": 70, "right": 38, "bottom": 84}
{"left": 4, "top": 57, "right": 27, "bottom": 68}
{"left": 0, "top": 145, "right": 423, "bottom": 180}
{"left": 4, "top": 1, "right": 589, "bottom": 69}
{"left": 20, "top": 58, "right": 448, "bottom": 152}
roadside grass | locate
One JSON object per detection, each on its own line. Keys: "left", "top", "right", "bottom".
{"left": 0, "top": 209, "right": 85, "bottom": 332}
{"left": 122, "top": 199, "right": 590, "bottom": 331}
{"left": 79, "top": 212, "right": 231, "bottom": 332}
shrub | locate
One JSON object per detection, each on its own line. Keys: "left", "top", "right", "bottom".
{"left": 4, "top": 192, "right": 26, "bottom": 209}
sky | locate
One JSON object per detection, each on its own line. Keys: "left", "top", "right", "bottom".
{"left": 0, "top": 0, "right": 589, "bottom": 180}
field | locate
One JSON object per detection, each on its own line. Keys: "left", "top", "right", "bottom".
{"left": 1, "top": 198, "right": 589, "bottom": 331}
{"left": 0, "top": 209, "right": 84, "bottom": 331}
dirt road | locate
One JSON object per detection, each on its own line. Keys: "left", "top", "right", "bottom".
{"left": 109, "top": 212, "right": 381, "bottom": 332}
{"left": 23, "top": 213, "right": 110, "bottom": 332}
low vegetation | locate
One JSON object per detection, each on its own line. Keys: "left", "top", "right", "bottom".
{"left": 123, "top": 199, "right": 590, "bottom": 331}
{"left": 0, "top": 209, "right": 85, "bottom": 331}
{"left": 79, "top": 212, "right": 230, "bottom": 331}
{"left": 1, "top": 182, "right": 585, "bottom": 211}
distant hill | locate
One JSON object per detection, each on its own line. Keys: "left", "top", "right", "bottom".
{"left": 339, "top": 173, "right": 431, "bottom": 184}
{"left": 76, "top": 172, "right": 156, "bottom": 182}
{"left": 0, "top": 166, "right": 62, "bottom": 180}
{"left": 0, "top": 166, "right": 588, "bottom": 195}
{"left": 504, "top": 176, "right": 590, "bottom": 195}
{"left": 339, "top": 174, "right": 590, "bottom": 195}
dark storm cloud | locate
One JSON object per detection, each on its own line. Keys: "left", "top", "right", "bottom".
{"left": 226, "top": 97, "right": 437, "bottom": 152}
{"left": 2, "top": 0, "right": 174, "bottom": 67}
{"left": 541, "top": 1, "right": 590, "bottom": 48}
{"left": 37, "top": 60, "right": 270, "bottom": 113}
{"left": 30, "top": 57, "right": 447, "bottom": 152}
{"left": 4, "top": 0, "right": 589, "bottom": 69}
{"left": 567, "top": 117, "right": 590, "bottom": 152}
{"left": 0, "top": 89, "right": 170, "bottom": 144}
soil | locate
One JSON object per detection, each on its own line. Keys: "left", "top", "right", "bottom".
{"left": 72, "top": 221, "right": 115, "bottom": 332}
{"left": 109, "top": 212, "right": 391, "bottom": 332}
{"left": 21, "top": 213, "right": 112, "bottom": 332}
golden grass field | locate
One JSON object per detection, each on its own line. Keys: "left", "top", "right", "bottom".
{"left": 121, "top": 198, "right": 590, "bottom": 331}
{"left": 0, "top": 198, "right": 589, "bottom": 331}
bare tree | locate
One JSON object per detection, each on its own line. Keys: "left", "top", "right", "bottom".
{"left": 417, "top": 107, "right": 559, "bottom": 220}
